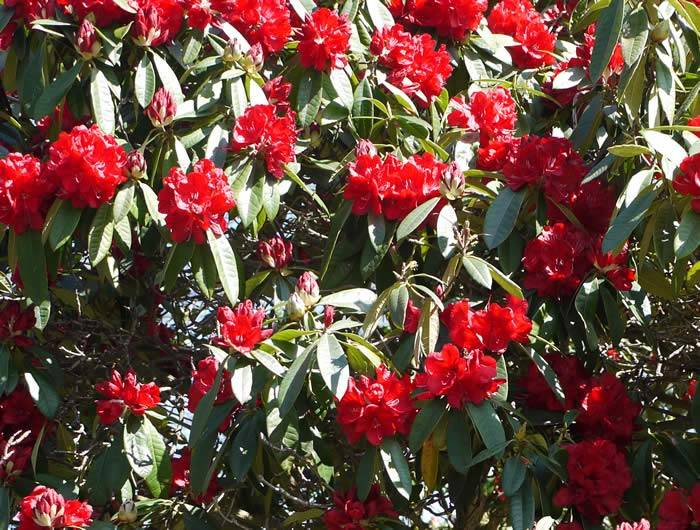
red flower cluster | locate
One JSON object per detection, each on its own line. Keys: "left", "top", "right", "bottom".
{"left": 5, "top": 0, "right": 55, "bottom": 23}
{"left": 520, "top": 353, "right": 588, "bottom": 412}
{"left": 447, "top": 87, "right": 517, "bottom": 143}
{"left": 674, "top": 153, "right": 700, "bottom": 213}
{"left": 0, "top": 153, "right": 55, "bottom": 234}
{"left": 415, "top": 344, "right": 504, "bottom": 408}
{"left": 231, "top": 104, "right": 298, "bottom": 179}
{"left": 336, "top": 365, "right": 416, "bottom": 446}
{"left": 263, "top": 77, "right": 292, "bottom": 113}
{"left": 133, "top": 0, "right": 184, "bottom": 47}
{"left": 158, "top": 159, "right": 235, "bottom": 244}
{"left": 548, "top": 179, "right": 617, "bottom": 236}
{"left": 45, "top": 124, "right": 127, "bottom": 209}
{"left": 323, "top": 485, "right": 397, "bottom": 530}
{"left": 214, "top": 300, "right": 273, "bottom": 354}
{"left": 0, "top": 387, "right": 46, "bottom": 483}
{"left": 441, "top": 297, "right": 532, "bottom": 354}
{"left": 370, "top": 24, "right": 453, "bottom": 108}
{"left": 591, "top": 240, "right": 637, "bottom": 291}
{"left": 224, "top": 0, "right": 291, "bottom": 56}
{"left": 402, "top": 299, "right": 421, "bottom": 333}
{"left": 95, "top": 369, "right": 161, "bottom": 424}
{"left": 658, "top": 484, "right": 700, "bottom": 530}
{"left": 487, "top": 0, "right": 556, "bottom": 69}
{"left": 58, "top": 0, "right": 132, "bottom": 26}
{"left": 170, "top": 447, "right": 221, "bottom": 503}
{"left": 19, "top": 486, "right": 92, "bottom": 530}
{"left": 553, "top": 438, "right": 632, "bottom": 520}
{"left": 344, "top": 142, "right": 446, "bottom": 221}
{"left": 577, "top": 373, "right": 640, "bottom": 444}
{"left": 187, "top": 356, "right": 234, "bottom": 412}
{"left": 389, "top": 0, "right": 487, "bottom": 40}
{"left": 297, "top": 8, "right": 351, "bottom": 71}
{"left": 257, "top": 236, "right": 293, "bottom": 269}
{"left": 0, "top": 301, "right": 36, "bottom": 348}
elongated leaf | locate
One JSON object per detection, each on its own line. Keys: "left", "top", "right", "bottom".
{"left": 319, "top": 288, "right": 377, "bottom": 313}
{"left": 16, "top": 231, "right": 49, "bottom": 308}
{"left": 88, "top": 204, "right": 114, "bottom": 266}
{"left": 297, "top": 71, "right": 323, "bottom": 128}
{"left": 463, "top": 255, "right": 492, "bottom": 289}
{"left": 524, "top": 348, "right": 565, "bottom": 404}
{"left": 250, "top": 350, "right": 285, "bottom": 377}
{"left": 621, "top": 7, "right": 648, "bottom": 66}
{"left": 396, "top": 197, "right": 441, "bottom": 241}
{"left": 380, "top": 438, "right": 411, "bottom": 499}
{"left": 229, "top": 412, "right": 262, "bottom": 481}
{"left": 0, "top": 486, "right": 8, "bottom": 530}
{"left": 189, "top": 364, "right": 223, "bottom": 447}
{"left": 123, "top": 417, "right": 155, "bottom": 478}
{"left": 408, "top": 399, "right": 447, "bottom": 452}
{"left": 329, "top": 68, "right": 353, "bottom": 109}
{"left": 24, "top": 370, "right": 59, "bottom": 418}
{"left": 135, "top": 54, "right": 156, "bottom": 108}
{"left": 207, "top": 231, "right": 240, "bottom": 306}
{"left": 316, "top": 333, "right": 349, "bottom": 400}
{"left": 90, "top": 68, "right": 115, "bottom": 134}
{"left": 602, "top": 190, "right": 656, "bottom": 254}
{"left": 356, "top": 447, "right": 376, "bottom": 501}
{"left": 150, "top": 51, "right": 183, "bottom": 102}
{"left": 113, "top": 182, "right": 135, "bottom": 223}
{"left": 486, "top": 262, "right": 524, "bottom": 298}
{"left": 484, "top": 188, "right": 526, "bottom": 249}
{"left": 142, "top": 418, "right": 171, "bottom": 498}
{"left": 467, "top": 401, "right": 505, "bottom": 452}
{"left": 278, "top": 344, "right": 315, "bottom": 417}
{"left": 503, "top": 457, "right": 527, "bottom": 497}
{"left": 447, "top": 410, "right": 472, "bottom": 473}
{"left": 674, "top": 210, "right": 700, "bottom": 258}
{"left": 33, "top": 62, "right": 81, "bottom": 119}
{"left": 48, "top": 200, "right": 81, "bottom": 251}
{"left": 589, "top": 0, "right": 624, "bottom": 82}
{"left": 366, "top": 0, "right": 394, "bottom": 29}
{"left": 436, "top": 204, "right": 458, "bottom": 258}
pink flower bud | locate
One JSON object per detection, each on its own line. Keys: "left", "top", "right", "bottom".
{"left": 32, "top": 489, "right": 66, "bottom": 528}
{"left": 440, "top": 162, "right": 466, "bottom": 200}
{"left": 323, "top": 305, "right": 335, "bottom": 328}
{"left": 133, "top": 6, "right": 162, "bottom": 47}
{"left": 295, "top": 272, "right": 320, "bottom": 307}
{"left": 355, "top": 140, "right": 377, "bottom": 157}
{"left": 286, "top": 292, "right": 306, "bottom": 321}
{"left": 244, "top": 43, "right": 264, "bottom": 73}
{"left": 118, "top": 500, "right": 138, "bottom": 523}
{"left": 223, "top": 39, "right": 243, "bottom": 63}
{"left": 146, "top": 88, "right": 177, "bottom": 128}
{"left": 257, "top": 237, "right": 293, "bottom": 269}
{"left": 76, "top": 19, "right": 100, "bottom": 59}
{"left": 126, "top": 150, "right": 147, "bottom": 180}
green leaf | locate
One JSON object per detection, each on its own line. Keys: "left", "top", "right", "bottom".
{"left": 674, "top": 210, "right": 700, "bottom": 259}
{"left": 0, "top": 346, "right": 9, "bottom": 396}
{"left": 262, "top": 178, "right": 281, "bottom": 221}
{"left": 602, "top": 190, "right": 656, "bottom": 254}
{"left": 503, "top": 457, "right": 527, "bottom": 497}
{"left": 16, "top": 230, "right": 49, "bottom": 309}
{"left": 229, "top": 412, "right": 262, "bottom": 481}
{"left": 48, "top": 200, "right": 81, "bottom": 251}
{"left": 447, "top": 410, "right": 472, "bottom": 473}
{"left": 24, "top": 370, "right": 59, "bottom": 418}
{"left": 328, "top": 68, "right": 353, "bottom": 109}
{"left": 607, "top": 144, "right": 652, "bottom": 157}
{"left": 467, "top": 401, "right": 505, "bottom": 452}
{"left": 365, "top": 0, "right": 394, "bottom": 29}
{"left": 395, "top": 115, "right": 430, "bottom": 139}
{"left": 207, "top": 231, "right": 240, "bottom": 306}
{"left": 621, "top": 7, "right": 648, "bottom": 66}
{"left": 134, "top": 55, "right": 156, "bottom": 108}
{"left": 486, "top": 262, "right": 524, "bottom": 299}
{"left": 316, "top": 333, "right": 349, "bottom": 400}
{"left": 123, "top": 417, "right": 155, "bottom": 478}
{"left": 0, "top": 486, "right": 9, "bottom": 530}
{"left": 113, "top": 182, "right": 135, "bottom": 224}
{"left": 589, "top": 0, "right": 624, "bottom": 83}
{"left": 436, "top": 204, "right": 458, "bottom": 258}
{"left": 232, "top": 169, "right": 264, "bottom": 228}
{"left": 408, "top": 399, "right": 447, "bottom": 452}
{"left": 318, "top": 288, "right": 378, "bottom": 313}
{"left": 150, "top": 50, "right": 183, "bottom": 102}
{"left": 33, "top": 62, "right": 81, "bottom": 120}
{"left": 571, "top": 93, "right": 603, "bottom": 151}
{"left": 231, "top": 363, "right": 254, "bottom": 404}
{"left": 396, "top": 197, "right": 441, "bottom": 241}
{"left": 484, "top": 188, "right": 526, "bottom": 249}
{"left": 139, "top": 182, "right": 166, "bottom": 227}
{"left": 601, "top": 286, "right": 625, "bottom": 345}
{"left": 250, "top": 349, "right": 285, "bottom": 377}
{"left": 492, "top": 356, "right": 508, "bottom": 402}
{"left": 380, "top": 438, "right": 411, "bottom": 499}
{"left": 523, "top": 348, "right": 565, "bottom": 404}
{"left": 297, "top": 71, "right": 323, "bottom": 128}
{"left": 142, "top": 418, "right": 172, "bottom": 498}
{"left": 356, "top": 447, "right": 377, "bottom": 501}
{"left": 509, "top": 478, "right": 535, "bottom": 530}
{"left": 367, "top": 212, "right": 387, "bottom": 250}
{"left": 88, "top": 204, "right": 114, "bottom": 266}
{"left": 189, "top": 365, "right": 224, "bottom": 448}
{"left": 162, "top": 242, "right": 194, "bottom": 291}
{"left": 321, "top": 200, "right": 352, "bottom": 281}
{"left": 575, "top": 278, "right": 601, "bottom": 348}
{"left": 462, "top": 255, "right": 492, "bottom": 290}
{"left": 90, "top": 67, "right": 115, "bottom": 134}
{"left": 278, "top": 344, "right": 315, "bottom": 417}
{"left": 352, "top": 78, "right": 373, "bottom": 138}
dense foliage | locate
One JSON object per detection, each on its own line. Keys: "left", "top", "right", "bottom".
{"left": 0, "top": 0, "right": 697, "bottom": 528}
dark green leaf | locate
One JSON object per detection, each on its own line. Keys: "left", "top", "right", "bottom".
{"left": 207, "top": 231, "right": 240, "bottom": 306}
{"left": 123, "top": 417, "right": 155, "bottom": 478}
{"left": 16, "top": 230, "right": 49, "bottom": 309}
{"left": 447, "top": 410, "right": 472, "bottom": 473}
{"left": 229, "top": 412, "right": 262, "bottom": 481}
{"left": 602, "top": 190, "right": 656, "bottom": 254}
{"left": 408, "top": 399, "right": 447, "bottom": 452}
{"left": 24, "top": 370, "right": 59, "bottom": 418}
{"left": 502, "top": 457, "right": 527, "bottom": 497}
{"left": 33, "top": 62, "right": 81, "bottom": 119}
{"left": 484, "top": 188, "right": 526, "bottom": 250}
{"left": 396, "top": 197, "right": 441, "bottom": 241}
{"left": 316, "top": 333, "right": 349, "bottom": 400}
{"left": 674, "top": 209, "right": 700, "bottom": 258}
{"left": 467, "top": 401, "right": 505, "bottom": 452}
{"left": 278, "top": 344, "right": 315, "bottom": 417}
{"left": 380, "top": 438, "right": 411, "bottom": 499}
{"left": 88, "top": 204, "right": 114, "bottom": 266}
{"left": 589, "top": 0, "right": 625, "bottom": 83}
{"left": 297, "top": 71, "right": 323, "bottom": 128}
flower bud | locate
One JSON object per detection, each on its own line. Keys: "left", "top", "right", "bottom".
{"left": 76, "top": 19, "right": 100, "bottom": 60}
{"left": 323, "top": 305, "right": 335, "bottom": 328}
{"left": 309, "top": 124, "right": 322, "bottom": 148}
{"left": 133, "top": 6, "right": 162, "bottom": 47}
{"left": 223, "top": 39, "right": 243, "bottom": 63}
{"left": 126, "top": 150, "right": 147, "bottom": 180}
{"left": 355, "top": 139, "right": 377, "bottom": 157}
{"left": 257, "top": 237, "right": 293, "bottom": 269}
{"left": 286, "top": 293, "right": 306, "bottom": 321}
{"left": 295, "top": 272, "right": 320, "bottom": 308}
{"left": 146, "top": 88, "right": 177, "bottom": 128}
{"left": 31, "top": 489, "right": 65, "bottom": 528}
{"left": 440, "top": 162, "right": 466, "bottom": 200}
{"left": 651, "top": 20, "right": 669, "bottom": 42}
{"left": 241, "top": 43, "right": 264, "bottom": 74}
{"left": 118, "top": 500, "right": 138, "bottom": 523}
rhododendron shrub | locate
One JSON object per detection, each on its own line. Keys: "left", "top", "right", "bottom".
{"left": 0, "top": 0, "right": 697, "bottom": 528}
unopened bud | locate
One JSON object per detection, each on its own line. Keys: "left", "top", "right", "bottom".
{"left": 146, "top": 88, "right": 177, "bottom": 128}
{"left": 126, "top": 150, "right": 147, "bottom": 180}
{"left": 295, "top": 272, "right": 320, "bottom": 308}
{"left": 355, "top": 139, "right": 377, "bottom": 157}
{"left": 133, "top": 6, "right": 162, "bottom": 47}
{"left": 286, "top": 293, "right": 306, "bottom": 321}
{"left": 76, "top": 19, "right": 100, "bottom": 59}
{"left": 242, "top": 43, "right": 264, "bottom": 74}
{"left": 323, "top": 305, "right": 335, "bottom": 328}
{"left": 223, "top": 39, "right": 243, "bottom": 63}
{"left": 651, "top": 20, "right": 669, "bottom": 42}
{"left": 257, "top": 237, "right": 293, "bottom": 269}
{"left": 118, "top": 499, "right": 138, "bottom": 523}
{"left": 309, "top": 124, "right": 322, "bottom": 148}
{"left": 440, "top": 162, "right": 466, "bottom": 200}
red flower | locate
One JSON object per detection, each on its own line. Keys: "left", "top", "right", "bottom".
{"left": 297, "top": 8, "right": 351, "bottom": 71}
{"left": 519, "top": 353, "right": 589, "bottom": 412}
{"left": 522, "top": 222, "right": 592, "bottom": 298}
{"left": 223, "top": 0, "right": 291, "bottom": 56}
{"left": 170, "top": 447, "right": 221, "bottom": 503}
{"left": 591, "top": 240, "right": 636, "bottom": 291}
{"left": 187, "top": 356, "right": 235, "bottom": 413}
{"left": 448, "top": 87, "right": 516, "bottom": 143}
{"left": 477, "top": 134, "right": 514, "bottom": 172}
{"left": 57, "top": 0, "right": 133, "bottom": 26}
{"left": 231, "top": 104, "right": 298, "bottom": 179}
{"left": 370, "top": 24, "right": 453, "bottom": 108}
{"left": 323, "top": 485, "right": 397, "bottom": 530}
{"left": 441, "top": 297, "right": 531, "bottom": 354}
{"left": 344, "top": 143, "right": 446, "bottom": 221}
{"left": 257, "top": 236, "right": 293, "bottom": 269}
{"left": 263, "top": 76, "right": 292, "bottom": 111}
{"left": 187, "top": 0, "right": 213, "bottom": 28}
{"left": 576, "top": 372, "right": 639, "bottom": 444}
{"left": 158, "top": 159, "right": 235, "bottom": 244}
{"left": 557, "top": 524, "right": 583, "bottom": 530}
{"left": 95, "top": 370, "right": 161, "bottom": 424}
{"left": 336, "top": 365, "right": 416, "bottom": 446}
{"left": 688, "top": 379, "right": 697, "bottom": 400}
{"left": 548, "top": 179, "right": 616, "bottom": 236}
{"left": 402, "top": 299, "right": 420, "bottom": 333}
{"left": 0, "top": 387, "right": 46, "bottom": 437}
{"left": 133, "top": 0, "right": 184, "bottom": 46}
{"left": 658, "top": 486, "right": 699, "bottom": 530}
{"left": 397, "top": 0, "right": 487, "bottom": 40}
{"left": 19, "top": 486, "right": 92, "bottom": 530}
{"left": 415, "top": 344, "right": 504, "bottom": 408}
{"left": 214, "top": 300, "right": 273, "bottom": 353}
{"left": 45, "top": 124, "right": 127, "bottom": 209}
{"left": 674, "top": 153, "right": 700, "bottom": 213}
{"left": 487, "top": 0, "right": 556, "bottom": 69}
{"left": 0, "top": 301, "right": 36, "bottom": 348}
{"left": 5, "top": 0, "right": 55, "bottom": 22}
{"left": 553, "top": 439, "right": 632, "bottom": 520}
{"left": 689, "top": 115, "right": 700, "bottom": 137}
{"left": 503, "top": 135, "right": 587, "bottom": 202}
{"left": 145, "top": 88, "right": 177, "bottom": 127}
